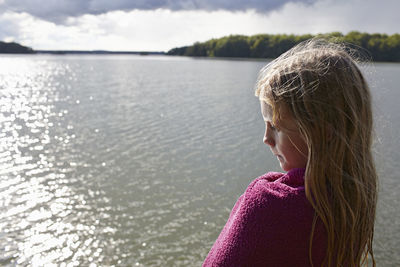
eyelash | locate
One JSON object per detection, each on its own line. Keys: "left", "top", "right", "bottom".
{"left": 268, "top": 122, "right": 278, "bottom": 131}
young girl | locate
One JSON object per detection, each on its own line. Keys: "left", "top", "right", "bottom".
{"left": 203, "top": 39, "right": 377, "bottom": 267}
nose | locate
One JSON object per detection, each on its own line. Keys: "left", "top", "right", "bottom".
{"left": 263, "top": 126, "right": 275, "bottom": 147}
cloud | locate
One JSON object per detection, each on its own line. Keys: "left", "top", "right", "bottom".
{"left": 263, "top": 0, "right": 399, "bottom": 35}
{"left": 0, "top": 0, "right": 315, "bottom": 23}
{"left": 0, "top": 9, "right": 272, "bottom": 51}
{"left": 1, "top": 0, "right": 398, "bottom": 51}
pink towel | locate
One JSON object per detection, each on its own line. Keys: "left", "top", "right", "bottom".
{"left": 203, "top": 168, "right": 327, "bottom": 267}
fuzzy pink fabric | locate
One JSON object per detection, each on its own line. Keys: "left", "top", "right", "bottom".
{"left": 203, "top": 168, "right": 327, "bottom": 267}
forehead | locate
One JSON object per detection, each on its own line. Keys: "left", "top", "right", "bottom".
{"left": 260, "top": 100, "right": 299, "bottom": 130}
{"left": 260, "top": 100, "right": 273, "bottom": 120}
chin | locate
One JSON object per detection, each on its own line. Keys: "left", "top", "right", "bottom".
{"left": 282, "top": 164, "right": 306, "bottom": 172}
{"left": 280, "top": 164, "right": 290, "bottom": 172}
{"left": 280, "top": 163, "right": 299, "bottom": 172}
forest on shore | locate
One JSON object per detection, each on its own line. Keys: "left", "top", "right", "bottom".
{"left": 167, "top": 32, "right": 400, "bottom": 62}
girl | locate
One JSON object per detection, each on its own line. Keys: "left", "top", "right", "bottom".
{"left": 203, "top": 39, "right": 377, "bottom": 267}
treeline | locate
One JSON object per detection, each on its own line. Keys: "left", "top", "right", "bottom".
{"left": 0, "top": 41, "right": 35, "bottom": 54}
{"left": 167, "top": 32, "right": 400, "bottom": 62}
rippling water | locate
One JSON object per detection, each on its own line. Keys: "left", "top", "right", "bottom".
{"left": 0, "top": 55, "right": 399, "bottom": 266}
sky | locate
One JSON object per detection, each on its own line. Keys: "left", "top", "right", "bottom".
{"left": 0, "top": 0, "right": 398, "bottom": 52}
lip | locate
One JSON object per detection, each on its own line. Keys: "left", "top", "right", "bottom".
{"left": 271, "top": 151, "right": 280, "bottom": 158}
{"left": 270, "top": 149, "right": 282, "bottom": 159}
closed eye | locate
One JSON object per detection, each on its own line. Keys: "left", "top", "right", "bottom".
{"left": 269, "top": 122, "right": 278, "bottom": 131}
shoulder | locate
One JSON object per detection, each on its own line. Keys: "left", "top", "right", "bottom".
{"left": 233, "top": 168, "right": 310, "bottom": 232}
{"left": 250, "top": 168, "right": 306, "bottom": 188}
{"left": 245, "top": 168, "right": 306, "bottom": 204}
{"left": 202, "top": 168, "right": 313, "bottom": 266}
{"left": 228, "top": 168, "right": 308, "bottom": 231}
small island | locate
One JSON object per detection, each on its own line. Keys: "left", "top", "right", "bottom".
{"left": 0, "top": 41, "right": 35, "bottom": 54}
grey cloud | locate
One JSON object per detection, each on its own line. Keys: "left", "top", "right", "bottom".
{"left": 0, "top": 0, "right": 316, "bottom": 23}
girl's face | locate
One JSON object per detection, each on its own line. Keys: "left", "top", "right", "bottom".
{"left": 260, "top": 101, "right": 308, "bottom": 172}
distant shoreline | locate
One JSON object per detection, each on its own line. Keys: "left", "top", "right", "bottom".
{"left": 3, "top": 51, "right": 400, "bottom": 64}
{"left": 0, "top": 41, "right": 166, "bottom": 55}
{"left": 2, "top": 31, "right": 400, "bottom": 62}
{"left": 35, "top": 50, "right": 165, "bottom": 55}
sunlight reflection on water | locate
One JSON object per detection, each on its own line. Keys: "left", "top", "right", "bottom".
{"left": 0, "top": 57, "right": 118, "bottom": 266}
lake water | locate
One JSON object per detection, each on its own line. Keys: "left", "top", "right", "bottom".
{"left": 0, "top": 54, "right": 399, "bottom": 266}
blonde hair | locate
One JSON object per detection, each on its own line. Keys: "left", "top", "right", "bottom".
{"left": 255, "top": 39, "right": 377, "bottom": 266}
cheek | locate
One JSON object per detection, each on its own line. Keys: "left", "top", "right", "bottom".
{"left": 295, "top": 137, "right": 308, "bottom": 157}
{"left": 281, "top": 135, "right": 308, "bottom": 160}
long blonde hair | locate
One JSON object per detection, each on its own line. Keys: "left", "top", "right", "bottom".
{"left": 255, "top": 39, "right": 377, "bottom": 266}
